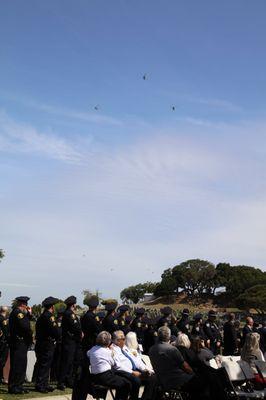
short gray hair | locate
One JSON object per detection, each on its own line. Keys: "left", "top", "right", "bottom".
{"left": 96, "top": 331, "right": 112, "bottom": 347}
{"left": 112, "top": 330, "right": 125, "bottom": 344}
{"left": 158, "top": 326, "right": 171, "bottom": 342}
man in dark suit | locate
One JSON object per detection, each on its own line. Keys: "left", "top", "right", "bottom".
{"left": 223, "top": 313, "right": 237, "bottom": 355}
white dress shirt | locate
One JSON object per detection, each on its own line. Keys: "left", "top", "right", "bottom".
{"left": 88, "top": 345, "right": 115, "bottom": 374}
{"left": 112, "top": 344, "right": 134, "bottom": 373}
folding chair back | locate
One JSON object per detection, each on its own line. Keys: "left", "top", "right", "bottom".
{"left": 141, "top": 354, "right": 154, "bottom": 371}
{"left": 221, "top": 358, "right": 246, "bottom": 381}
{"left": 254, "top": 360, "right": 266, "bottom": 379}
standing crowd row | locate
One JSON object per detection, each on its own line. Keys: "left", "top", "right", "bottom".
{"left": 0, "top": 295, "right": 265, "bottom": 398}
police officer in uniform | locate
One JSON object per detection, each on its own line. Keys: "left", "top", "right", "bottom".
{"left": 191, "top": 313, "right": 206, "bottom": 340}
{"left": 117, "top": 305, "right": 131, "bottom": 335}
{"left": 50, "top": 306, "right": 65, "bottom": 382}
{"left": 8, "top": 296, "right": 33, "bottom": 394}
{"left": 156, "top": 307, "right": 173, "bottom": 330}
{"left": 102, "top": 301, "right": 119, "bottom": 334}
{"left": 35, "top": 296, "right": 60, "bottom": 393}
{"left": 131, "top": 308, "right": 146, "bottom": 346}
{"left": 176, "top": 308, "right": 191, "bottom": 337}
{"left": 203, "top": 310, "right": 221, "bottom": 355}
{"left": 81, "top": 295, "right": 101, "bottom": 353}
{"left": 0, "top": 306, "right": 9, "bottom": 384}
{"left": 57, "top": 296, "right": 82, "bottom": 391}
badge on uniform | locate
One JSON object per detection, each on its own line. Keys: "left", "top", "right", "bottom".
{"left": 71, "top": 314, "right": 76, "bottom": 319}
{"left": 122, "top": 321, "right": 125, "bottom": 326}
{"left": 3, "top": 320, "right": 8, "bottom": 325}
{"left": 17, "top": 313, "right": 24, "bottom": 319}
{"left": 114, "top": 319, "right": 118, "bottom": 325}
{"left": 137, "top": 322, "right": 141, "bottom": 328}
{"left": 50, "top": 316, "right": 55, "bottom": 322}
{"left": 95, "top": 316, "right": 100, "bottom": 322}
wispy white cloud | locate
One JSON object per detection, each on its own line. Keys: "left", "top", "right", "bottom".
{"left": 1, "top": 282, "right": 39, "bottom": 288}
{"left": 0, "top": 111, "right": 83, "bottom": 163}
{"left": 2, "top": 93, "right": 123, "bottom": 126}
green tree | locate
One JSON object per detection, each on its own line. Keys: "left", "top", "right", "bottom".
{"left": 223, "top": 266, "right": 266, "bottom": 298}
{"left": 173, "top": 259, "right": 216, "bottom": 296}
{"left": 120, "top": 284, "right": 146, "bottom": 304}
{"left": 235, "top": 285, "right": 266, "bottom": 314}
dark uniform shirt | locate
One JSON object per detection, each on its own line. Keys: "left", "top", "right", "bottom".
{"left": 191, "top": 322, "right": 206, "bottom": 340}
{"left": 117, "top": 316, "right": 131, "bottom": 335}
{"left": 203, "top": 319, "right": 221, "bottom": 353}
{"left": 102, "top": 313, "right": 119, "bottom": 334}
{"left": 62, "top": 309, "right": 82, "bottom": 342}
{"left": 36, "top": 310, "right": 60, "bottom": 342}
{"left": 81, "top": 310, "right": 102, "bottom": 351}
{"left": 9, "top": 308, "right": 32, "bottom": 346}
{"left": 176, "top": 317, "right": 191, "bottom": 337}
{"left": 131, "top": 316, "right": 146, "bottom": 344}
{"left": 0, "top": 315, "right": 9, "bottom": 342}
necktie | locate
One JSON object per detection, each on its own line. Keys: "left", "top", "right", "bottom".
{"left": 122, "top": 349, "right": 137, "bottom": 371}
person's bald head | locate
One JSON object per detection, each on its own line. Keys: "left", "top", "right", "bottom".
{"left": 0, "top": 306, "right": 8, "bottom": 316}
{"left": 246, "top": 317, "right": 254, "bottom": 326}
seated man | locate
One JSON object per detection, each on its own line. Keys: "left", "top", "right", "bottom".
{"left": 149, "top": 326, "right": 209, "bottom": 400}
{"left": 88, "top": 331, "right": 131, "bottom": 400}
{"left": 112, "top": 330, "right": 155, "bottom": 400}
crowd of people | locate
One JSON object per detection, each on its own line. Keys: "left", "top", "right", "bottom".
{"left": 0, "top": 294, "right": 265, "bottom": 399}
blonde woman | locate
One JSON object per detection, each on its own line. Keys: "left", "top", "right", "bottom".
{"left": 125, "top": 332, "right": 154, "bottom": 373}
{"left": 241, "top": 332, "right": 265, "bottom": 368}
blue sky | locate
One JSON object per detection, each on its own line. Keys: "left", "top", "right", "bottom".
{"left": 1, "top": 0, "right": 266, "bottom": 305}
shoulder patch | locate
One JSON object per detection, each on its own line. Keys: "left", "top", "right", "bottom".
{"left": 58, "top": 322, "right": 61, "bottom": 327}
{"left": 206, "top": 323, "right": 210, "bottom": 327}
{"left": 17, "top": 313, "right": 24, "bottom": 319}
{"left": 121, "top": 320, "right": 125, "bottom": 326}
{"left": 71, "top": 314, "right": 76, "bottom": 319}
{"left": 95, "top": 316, "right": 100, "bottom": 322}
{"left": 114, "top": 319, "right": 118, "bottom": 325}
{"left": 50, "top": 316, "right": 55, "bottom": 322}
{"left": 3, "top": 320, "right": 8, "bottom": 326}
{"left": 137, "top": 322, "right": 142, "bottom": 328}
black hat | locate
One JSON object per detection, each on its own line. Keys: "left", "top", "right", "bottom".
{"left": 105, "top": 302, "right": 117, "bottom": 312}
{"left": 135, "top": 307, "right": 145, "bottom": 315}
{"left": 161, "top": 307, "right": 172, "bottom": 315}
{"left": 182, "top": 308, "right": 190, "bottom": 316}
{"left": 15, "top": 296, "right": 30, "bottom": 305}
{"left": 194, "top": 313, "right": 203, "bottom": 321}
{"left": 117, "top": 305, "right": 129, "bottom": 313}
{"left": 87, "top": 295, "right": 99, "bottom": 308}
{"left": 64, "top": 296, "right": 77, "bottom": 306}
{"left": 42, "top": 296, "right": 59, "bottom": 308}
{"left": 208, "top": 310, "right": 216, "bottom": 317}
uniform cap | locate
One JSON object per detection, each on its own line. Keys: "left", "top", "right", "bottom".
{"left": 42, "top": 296, "right": 59, "bottom": 308}
{"left": 182, "top": 308, "right": 190, "bottom": 316}
{"left": 117, "top": 305, "right": 130, "bottom": 313}
{"left": 105, "top": 302, "right": 117, "bottom": 312}
{"left": 160, "top": 306, "right": 172, "bottom": 315}
{"left": 208, "top": 310, "right": 216, "bottom": 317}
{"left": 64, "top": 295, "right": 77, "bottom": 306}
{"left": 135, "top": 307, "right": 145, "bottom": 315}
{"left": 194, "top": 313, "right": 203, "bottom": 321}
{"left": 15, "top": 296, "right": 30, "bottom": 304}
{"left": 87, "top": 295, "right": 99, "bottom": 308}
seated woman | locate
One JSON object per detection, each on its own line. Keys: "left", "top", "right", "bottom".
{"left": 174, "top": 333, "right": 199, "bottom": 370}
{"left": 88, "top": 331, "right": 131, "bottom": 400}
{"left": 190, "top": 336, "right": 216, "bottom": 366}
{"left": 125, "top": 331, "right": 154, "bottom": 373}
{"left": 241, "top": 332, "right": 265, "bottom": 369}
